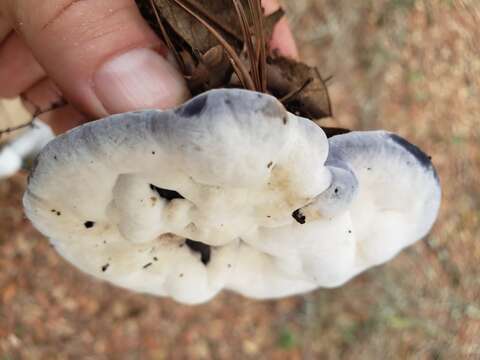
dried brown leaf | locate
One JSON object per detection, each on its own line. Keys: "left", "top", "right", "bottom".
{"left": 136, "top": 0, "right": 333, "bottom": 122}
{"left": 267, "top": 56, "right": 332, "bottom": 119}
{"left": 188, "top": 46, "right": 233, "bottom": 92}
{"left": 149, "top": 0, "right": 242, "bottom": 53}
{"left": 140, "top": 0, "right": 282, "bottom": 54}
{"left": 169, "top": 0, "right": 255, "bottom": 90}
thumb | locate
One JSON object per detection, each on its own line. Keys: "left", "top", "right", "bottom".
{"left": 4, "top": 0, "right": 190, "bottom": 117}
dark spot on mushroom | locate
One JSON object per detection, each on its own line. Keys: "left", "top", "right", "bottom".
{"left": 367, "top": 167, "right": 372, "bottom": 171}
{"left": 84, "top": 221, "right": 95, "bottom": 229}
{"left": 179, "top": 273, "right": 184, "bottom": 278}
{"left": 348, "top": 230, "right": 352, "bottom": 234}
{"left": 153, "top": 257, "right": 158, "bottom": 261}
{"left": 267, "top": 215, "right": 271, "bottom": 218}
{"left": 151, "top": 151, "right": 156, "bottom": 155}
{"left": 179, "top": 244, "right": 184, "bottom": 248}
{"left": 225, "top": 98, "right": 232, "bottom": 106}
{"left": 334, "top": 188, "right": 339, "bottom": 194}
{"left": 267, "top": 161, "right": 273, "bottom": 168}
{"left": 54, "top": 155, "right": 58, "bottom": 160}
{"left": 176, "top": 93, "right": 208, "bottom": 118}
{"left": 292, "top": 209, "right": 306, "bottom": 224}
{"left": 149, "top": 184, "right": 184, "bottom": 201}
{"left": 185, "top": 239, "right": 211, "bottom": 265}
{"left": 101, "top": 263, "right": 109, "bottom": 272}
{"left": 228, "top": 264, "right": 232, "bottom": 268}
{"left": 389, "top": 134, "right": 432, "bottom": 169}
{"left": 282, "top": 116, "right": 288, "bottom": 125}
{"left": 103, "top": 240, "right": 107, "bottom": 244}
{"left": 143, "top": 262, "right": 152, "bottom": 269}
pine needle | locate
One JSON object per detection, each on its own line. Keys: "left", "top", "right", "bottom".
{"left": 172, "top": 0, "right": 256, "bottom": 90}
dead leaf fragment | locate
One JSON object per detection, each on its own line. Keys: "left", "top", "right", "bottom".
{"left": 267, "top": 56, "right": 332, "bottom": 119}
{"left": 188, "top": 46, "right": 233, "bottom": 92}
{"left": 136, "top": 0, "right": 333, "bottom": 121}
{"left": 149, "top": 0, "right": 246, "bottom": 53}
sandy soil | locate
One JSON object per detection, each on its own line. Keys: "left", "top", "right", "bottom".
{"left": 1, "top": 0, "right": 479, "bottom": 358}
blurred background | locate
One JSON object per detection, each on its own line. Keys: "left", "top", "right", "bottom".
{"left": 1, "top": 0, "right": 479, "bottom": 358}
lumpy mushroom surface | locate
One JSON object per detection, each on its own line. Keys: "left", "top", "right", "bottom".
{"left": 23, "top": 89, "right": 441, "bottom": 304}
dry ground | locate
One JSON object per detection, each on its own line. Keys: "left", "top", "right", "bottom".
{"left": 1, "top": 0, "right": 479, "bottom": 358}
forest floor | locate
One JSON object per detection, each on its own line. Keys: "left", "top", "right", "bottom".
{"left": 1, "top": 0, "right": 479, "bottom": 359}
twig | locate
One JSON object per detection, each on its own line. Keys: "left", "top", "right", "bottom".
{"left": 172, "top": 0, "right": 256, "bottom": 90}
{"left": 233, "top": 0, "right": 260, "bottom": 90}
{"left": 0, "top": 98, "right": 66, "bottom": 138}
{"left": 279, "top": 77, "right": 313, "bottom": 103}
{"left": 0, "top": 119, "right": 36, "bottom": 138}
{"left": 250, "top": 0, "right": 267, "bottom": 92}
{"left": 149, "top": 0, "right": 186, "bottom": 74}
{"left": 324, "top": 74, "right": 334, "bottom": 84}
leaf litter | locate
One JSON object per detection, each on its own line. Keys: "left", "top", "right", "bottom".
{"left": 136, "top": 0, "right": 335, "bottom": 121}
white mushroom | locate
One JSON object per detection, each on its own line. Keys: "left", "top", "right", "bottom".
{"left": 23, "top": 89, "right": 441, "bottom": 303}
{"left": 0, "top": 119, "right": 54, "bottom": 179}
{"left": 248, "top": 130, "right": 441, "bottom": 292}
{"left": 328, "top": 131, "right": 441, "bottom": 274}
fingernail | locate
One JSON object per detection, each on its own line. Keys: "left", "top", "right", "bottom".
{"left": 94, "top": 48, "right": 189, "bottom": 114}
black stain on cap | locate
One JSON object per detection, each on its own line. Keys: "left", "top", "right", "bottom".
{"left": 292, "top": 209, "right": 306, "bottom": 224}
{"left": 185, "top": 239, "right": 211, "bottom": 265}
{"left": 84, "top": 221, "right": 95, "bottom": 229}
{"left": 176, "top": 94, "right": 208, "bottom": 118}
{"left": 389, "top": 134, "right": 432, "bottom": 169}
{"left": 149, "top": 184, "right": 184, "bottom": 201}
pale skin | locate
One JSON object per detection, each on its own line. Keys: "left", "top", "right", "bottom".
{"left": 0, "top": 0, "right": 298, "bottom": 134}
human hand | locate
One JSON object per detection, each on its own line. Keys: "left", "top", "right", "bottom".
{"left": 0, "top": 0, "right": 297, "bottom": 134}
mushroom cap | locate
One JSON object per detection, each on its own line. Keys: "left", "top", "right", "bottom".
{"left": 249, "top": 130, "right": 440, "bottom": 290}
{"left": 23, "top": 89, "right": 441, "bottom": 303}
{"left": 24, "top": 89, "right": 331, "bottom": 303}
{"left": 328, "top": 131, "right": 441, "bottom": 275}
